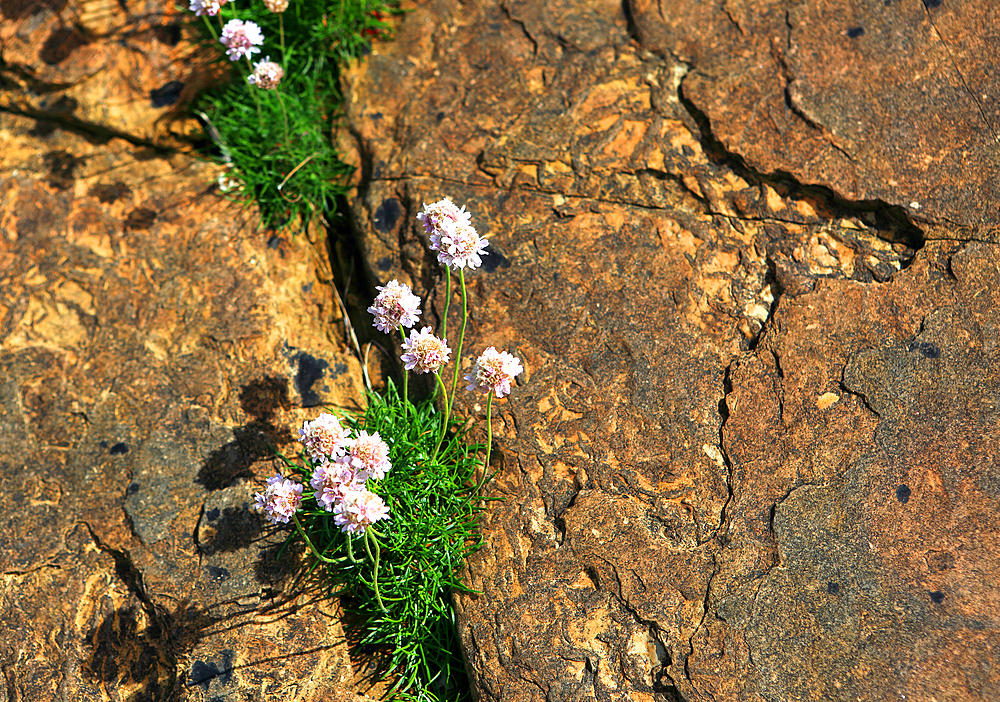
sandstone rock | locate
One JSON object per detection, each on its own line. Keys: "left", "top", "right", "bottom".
{"left": 0, "top": 103, "right": 366, "bottom": 699}
{"left": 631, "top": 0, "right": 1000, "bottom": 239}
{"left": 341, "top": 0, "right": 1000, "bottom": 700}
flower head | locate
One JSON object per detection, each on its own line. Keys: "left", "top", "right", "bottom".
{"left": 345, "top": 430, "right": 392, "bottom": 481}
{"left": 465, "top": 347, "right": 524, "bottom": 398}
{"left": 368, "top": 280, "right": 421, "bottom": 333}
{"left": 189, "top": 0, "right": 226, "bottom": 16}
{"left": 263, "top": 0, "right": 288, "bottom": 11}
{"left": 254, "top": 474, "right": 303, "bottom": 524}
{"left": 299, "top": 413, "right": 352, "bottom": 462}
{"left": 248, "top": 57, "right": 284, "bottom": 90}
{"left": 417, "top": 198, "right": 472, "bottom": 237}
{"left": 220, "top": 19, "right": 264, "bottom": 61}
{"left": 334, "top": 488, "right": 390, "bottom": 534}
{"left": 401, "top": 327, "right": 451, "bottom": 374}
{"left": 310, "top": 462, "right": 363, "bottom": 512}
{"left": 419, "top": 198, "right": 488, "bottom": 270}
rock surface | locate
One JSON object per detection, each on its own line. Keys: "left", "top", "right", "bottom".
{"left": 341, "top": 0, "right": 1000, "bottom": 700}
{"left": 0, "top": 3, "right": 369, "bottom": 699}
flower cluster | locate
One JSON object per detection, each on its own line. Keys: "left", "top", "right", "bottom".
{"left": 368, "top": 279, "right": 422, "bottom": 333}
{"left": 401, "top": 327, "right": 451, "bottom": 374}
{"left": 189, "top": 0, "right": 227, "bottom": 16}
{"left": 418, "top": 198, "right": 490, "bottom": 270}
{"left": 248, "top": 57, "right": 284, "bottom": 90}
{"left": 220, "top": 19, "right": 264, "bottom": 61}
{"left": 466, "top": 346, "right": 524, "bottom": 398}
{"left": 255, "top": 413, "right": 392, "bottom": 533}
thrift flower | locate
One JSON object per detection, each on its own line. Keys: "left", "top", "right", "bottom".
{"left": 417, "top": 198, "right": 472, "bottom": 237}
{"left": 220, "top": 19, "right": 264, "bottom": 61}
{"left": 433, "top": 220, "right": 489, "bottom": 270}
{"left": 189, "top": 0, "right": 226, "bottom": 16}
{"left": 334, "top": 488, "right": 390, "bottom": 534}
{"left": 401, "top": 327, "right": 451, "bottom": 374}
{"left": 311, "top": 463, "right": 363, "bottom": 512}
{"left": 248, "top": 57, "right": 284, "bottom": 90}
{"left": 368, "top": 280, "right": 421, "bottom": 333}
{"left": 254, "top": 474, "right": 303, "bottom": 524}
{"left": 345, "top": 430, "right": 392, "bottom": 481}
{"left": 263, "top": 0, "right": 288, "bottom": 10}
{"left": 299, "top": 413, "right": 352, "bottom": 462}
{"left": 466, "top": 347, "right": 524, "bottom": 398}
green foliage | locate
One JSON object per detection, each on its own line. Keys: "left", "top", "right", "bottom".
{"left": 191, "top": 0, "right": 396, "bottom": 230}
{"left": 281, "top": 381, "right": 488, "bottom": 700}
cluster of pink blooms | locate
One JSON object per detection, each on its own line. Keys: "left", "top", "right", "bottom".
{"left": 247, "top": 57, "right": 284, "bottom": 90}
{"left": 255, "top": 414, "right": 391, "bottom": 534}
{"left": 417, "top": 197, "right": 490, "bottom": 270}
{"left": 220, "top": 19, "right": 264, "bottom": 61}
{"left": 465, "top": 346, "right": 524, "bottom": 398}
{"left": 189, "top": 0, "right": 227, "bottom": 17}
{"left": 368, "top": 280, "right": 422, "bottom": 333}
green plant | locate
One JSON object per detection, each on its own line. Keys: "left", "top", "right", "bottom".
{"left": 254, "top": 198, "right": 524, "bottom": 701}
{"left": 188, "top": 0, "right": 396, "bottom": 230}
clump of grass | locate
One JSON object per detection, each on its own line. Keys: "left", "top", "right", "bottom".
{"left": 189, "top": 0, "right": 395, "bottom": 230}
{"left": 281, "top": 382, "right": 486, "bottom": 698}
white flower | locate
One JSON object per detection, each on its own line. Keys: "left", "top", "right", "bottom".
{"left": 220, "top": 19, "right": 264, "bottom": 61}
{"left": 248, "top": 57, "right": 284, "bottom": 90}
{"left": 401, "top": 327, "right": 451, "bottom": 374}
{"left": 254, "top": 475, "right": 303, "bottom": 524}
{"left": 368, "top": 280, "right": 421, "bottom": 333}
{"left": 333, "top": 488, "right": 389, "bottom": 534}
{"left": 465, "top": 347, "right": 523, "bottom": 398}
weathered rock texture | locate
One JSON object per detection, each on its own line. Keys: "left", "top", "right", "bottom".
{"left": 341, "top": 0, "right": 1000, "bottom": 700}
{"left": 0, "top": 2, "right": 369, "bottom": 699}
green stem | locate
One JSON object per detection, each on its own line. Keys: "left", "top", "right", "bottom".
{"left": 292, "top": 513, "right": 340, "bottom": 563}
{"left": 441, "top": 270, "right": 451, "bottom": 342}
{"left": 399, "top": 324, "right": 409, "bottom": 421}
{"left": 432, "top": 372, "right": 451, "bottom": 459}
{"left": 479, "top": 392, "right": 494, "bottom": 492}
{"left": 274, "top": 88, "right": 290, "bottom": 144}
{"left": 448, "top": 269, "right": 468, "bottom": 406}
{"left": 279, "top": 13, "right": 286, "bottom": 60}
{"left": 364, "top": 529, "right": 387, "bottom": 613}
{"left": 202, "top": 14, "right": 219, "bottom": 39}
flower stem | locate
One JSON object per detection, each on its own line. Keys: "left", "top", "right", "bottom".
{"left": 279, "top": 13, "right": 286, "bottom": 60}
{"left": 432, "top": 372, "right": 451, "bottom": 459}
{"left": 202, "top": 14, "right": 219, "bottom": 39}
{"left": 479, "top": 392, "right": 494, "bottom": 492}
{"left": 448, "top": 269, "right": 468, "bottom": 406}
{"left": 292, "top": 513, "right": 340, "bottom": 563}
{"left": 399, "top": 324, "right": 408, "bottom": 421}
{"left": 364, "top": 529, "right": 387, "bottom": 613}
{"left": 441, "top": 270, "right": 451, "bottom": 342}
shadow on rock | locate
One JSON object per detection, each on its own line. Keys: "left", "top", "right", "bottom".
{"left": 197, "top": 377, "right": 294, "bottom": 490}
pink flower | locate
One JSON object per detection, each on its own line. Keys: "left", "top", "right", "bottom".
{"left": 345, "top": 430, "right": 392, "bottom": 481}
{"left": 299, "top": 413, "right": 352, "bottom": 462}
{"left": 220, "top": 19, "right": 264, "bottom": 61}
{"left": 465, "top": 347, "right": 524, "bottom": 398}
{"left": 248, "top": 57, "right": 284, "bottom": 90}
{"left": 254, "top": 474, "right": 303, "bottom": 524}
{"left": 310, "top": 463, "right": 363, "bottom": 512}
{"left": 334, "top": 488, "right": 390, "bottom": 534}
{"left": 401, "top": 327, "right": 451, "bottom": 374}
{"left": 368, "top": 280, "right": 421, "bottom": 333}
{"left": 417, "top": 198, "right": 472, "bottom": 237}
{"left": 419, "top": 198, "right": 488, "bottom": 270}
{"left": 189, "top": 0, "right": 226, "bottom": 16}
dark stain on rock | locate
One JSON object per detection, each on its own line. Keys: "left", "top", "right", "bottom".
{"left": 43, "top": 149, "right": 79, "bottom": 190}
{"left": 29, "top": 96, "right": 77, "bottom": 138}
{"left": 207, "top": 507, "right": 220, "bottom": 521}
{"left": 89, "top": 181, "right": 132, "bottom": 204}
{"left": 152, "top": 22, "right": 182, "bottom": 46}
{"left": 199, "top": 506, "right": 261, "bottom": 553}
{"left": 85, "top": 605, "right": 166, "bottom": 696}
{"left": 207, "top": 565, "right": 230, "bottom": 582}
{"left": 110, "top": 442, "right": 129, "bottom": 455}
{"left": 377, "top": 255, "right": 393, "bottom": 271}
{"left": 896, "top": 484, "right": 911, "bottom": 504}
{"left": 332, "top": 361, "right": 348, "bottom": 378}
{"left": 296, "top": 353, "right": 328, "bottom": 407}
{"left": 40, "top": 26, "right": 89, "bottom": 65}
{"left": 127, "top": 482, "right": 140, "bottom": 495}
{"left": 0, "top": 0, "right": 66, "bottom": 20}
{"left": 907, "top": 340, "right": 941, "bottom": 358}
{"left": 827, "top": 581, "right": 840, "bottom": 595}
{"left": 847, "top": 26, "right": 864, "bottom": 38}
{"left": 124, "top": 207, "right": 157, "bottom": 231}
{"left": 189, "top": 651, "right": 235, "bottom": 690}
{"left": 922, "top": 0, "right": 942, "bottom": 7}
{"left": 436, "top": 111, "right": 446, "bottom": 122}
{"left": 150, "top": 80, "right": 184, "bottom": 108}
{"left": 373, "top": 197, "right": 402, "bottom": 234}
{"left": 929, "top": 590, "right": 946, "bottom": 604}
{"left": 482, "top": 246, "right": 511, "bottom": 273}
